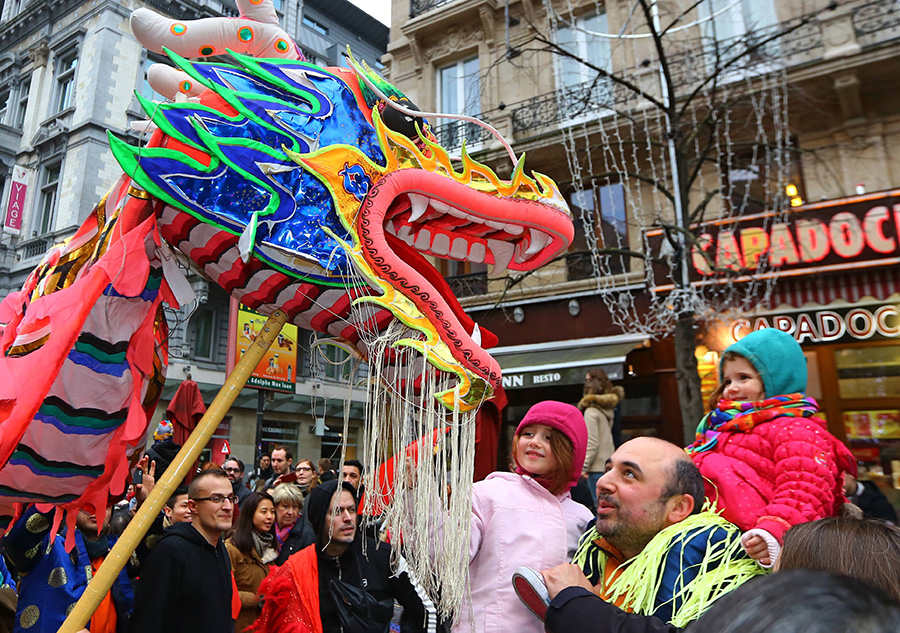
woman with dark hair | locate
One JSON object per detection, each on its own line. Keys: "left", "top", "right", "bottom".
{"left": 226, "top": 491, "right": 279, "bottom": 631}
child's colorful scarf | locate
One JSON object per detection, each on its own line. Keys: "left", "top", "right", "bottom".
{"left": 686, "top": 394, "right": 819, "bottom": 455}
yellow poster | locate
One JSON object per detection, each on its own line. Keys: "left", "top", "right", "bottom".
{"left": 233, "top": 304, "right": 299, "bottom": 392}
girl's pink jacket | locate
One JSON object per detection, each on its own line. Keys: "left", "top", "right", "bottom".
{"left": 691, "top": 414, "right": 857, "bottom": 543}
{"left": 454, "top": 471, "right": 593, "bottom": 633}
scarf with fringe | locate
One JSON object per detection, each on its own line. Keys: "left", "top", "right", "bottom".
{"left": 253, "top": 531, "right": 279, "bottom": 565}
{"left": 686, "top": 394, "right": 818, "bottom": 455}
{"left": 572, "top": 506, "right": 765, "bottom": 628}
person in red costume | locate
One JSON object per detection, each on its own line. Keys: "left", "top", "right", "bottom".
{"left": 686, "top": 329, "right": 856, "bottom": 567}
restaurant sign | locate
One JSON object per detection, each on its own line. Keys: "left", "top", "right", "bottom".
{"left": 731, "top": 303, "right": 900, "bottom": 344}
{"left": 648, "top": 190, "right": 900, "bottom": 286}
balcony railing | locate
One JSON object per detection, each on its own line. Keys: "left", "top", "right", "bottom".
{"left": 410, "top": 0, "right": 455, "bottom": 19}
{"left": 853, "top": 0, "right": 900, "bottom": 43}
{"left": 22, "top": 238, "right": 49, "bottom": 259}
{"left": 512, "top": 75, "right": 622, "bottom": 135}
{"left": 432, "top": 118, "right": 494, "bottom": 153}
{"left": 445, "top": 272, "right": 488, "bottom": 298}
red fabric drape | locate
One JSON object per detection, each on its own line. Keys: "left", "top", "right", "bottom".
{"left": 166, "top": 379, "right": 206, "bottom": 446}
{"left": 473, "top": 385, "right": 507, "bottom": 481}
{"left": 251, "top": 545, "right": 322, "bottom": 633}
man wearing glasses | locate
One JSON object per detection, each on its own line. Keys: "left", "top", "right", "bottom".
{"left": 223, "top": 457, "right": 252, "bottom": 508}
{"left": 128, "top": 468, "right": 236, "bottom": 633}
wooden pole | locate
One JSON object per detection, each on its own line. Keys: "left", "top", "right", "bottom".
{"left": 59, "top": 309, "right": 289, "bottom": 633}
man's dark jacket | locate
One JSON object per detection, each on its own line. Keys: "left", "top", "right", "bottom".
{"left": 852, "top": 481, "right": 898, "bottom": 522}
{"left": 127, "top": 522, "right": 234, "bottom": 633}
{"left": 145, "top": 438, "right": 181, "bottom": 478}
{"left": 546, "top": 587, "right": 679, "bottom": 633}
{"left": 306, "top": 480, "right": 425, "bottom": 633}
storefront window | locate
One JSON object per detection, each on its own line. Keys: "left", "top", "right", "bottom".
{"left": 836, "top": 346, "right": 900, "bottom": 399}
{"left": 321, "top": 420, "right": 359, "bottom": 460}
{"left": 260, "top": 419, "right": 300, "bottom": 458}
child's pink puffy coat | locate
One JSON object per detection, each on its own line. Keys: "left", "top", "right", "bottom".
{"left": 692, "top": 414, "right": 856, "bottom": 543}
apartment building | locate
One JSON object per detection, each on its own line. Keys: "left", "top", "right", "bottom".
{"left": 385, "top": 0, "right": 900, "bottom": 475}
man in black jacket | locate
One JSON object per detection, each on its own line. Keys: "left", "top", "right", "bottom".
{"left": 844, "top": 473, "right": 898, "bottom": 522}
{"left": 144, "top": 420, "right": 181, "bottom": 479}
{"left": 128, "top": 468, "right": 236, "bottom": 633}
{"left": 306, "top": 479, "right": 426, "bottom": 633}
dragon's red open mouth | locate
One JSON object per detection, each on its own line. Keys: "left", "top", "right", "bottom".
{"left": 357, "top": 168, "right": 574, "bottom": 396}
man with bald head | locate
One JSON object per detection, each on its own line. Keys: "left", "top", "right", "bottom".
{"left": 537, "top": 437, "right": 762, "bottom": 631}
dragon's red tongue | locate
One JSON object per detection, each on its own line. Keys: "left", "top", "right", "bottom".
{"left": 384, "top": 232, "right": 498, "bottom": 349}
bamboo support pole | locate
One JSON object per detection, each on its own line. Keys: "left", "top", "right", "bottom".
{"left": 59, "top": 309, "right": 289, "bottom": 633}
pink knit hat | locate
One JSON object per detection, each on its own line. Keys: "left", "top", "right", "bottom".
{"left": 514, "top": 401, "right": 587, "bottom": 490}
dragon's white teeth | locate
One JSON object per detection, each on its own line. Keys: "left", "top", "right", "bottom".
{"left": 432, "top": 233, "right": 451, "bottom": 256}
{"left": 469, "top": 242, "right": 487, "bottom": 263}
{"left": 505, "top": 224, "right": 525, "bottom": 235}
{"left": 414, "top": 228, "right": 431, "bottom": 250}
{"left": 430, "top": 199, "right": 450, "bottom": 214}
{"left": 442, "top": 205, "right": 469, "bottom": 220}
{"left": 485, "top": 220, "right": 506, "bottom": 231}
{"left": 525, "top": 229, "right": 553, "bottom": 257}
{"left": 409, "top": 193, "right": 429, "bottom": 222}
{"left": 397, "top": 224, "right": 413, "bottom": 243}
{"left": 487, "top": 239, "right": 515, "bottom": 277}
{"left": 450, "top": 237, "right": 469, "bottom": 259}
{"left": 385, "top": 220, "right": 396, "bottom": 235}
{"left": 472, "top": 322, "right": 482, "bottom": 346}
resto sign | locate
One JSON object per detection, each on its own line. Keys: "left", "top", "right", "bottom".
{"left": 3, "top": 166, "right": 29, "bottom": 235}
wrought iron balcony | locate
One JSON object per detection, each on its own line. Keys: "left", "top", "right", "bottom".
{"left": 445, "top": 271, "right": 488, "bottom": 298}
{"left": 853, "top": 0, "right": 900, "bottom": 42}
{"left": 431, "top": 118, "right": 495, "bottom": 153}
{"left": 511, "top": 75, "right": 622, "bottom": 135}
{"left": 410, "top": 0, "right": 455, "bottom": 19}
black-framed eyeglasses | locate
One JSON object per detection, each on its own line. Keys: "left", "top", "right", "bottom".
{"left": 191, "top": 494, "right": 239, "bottom": 505}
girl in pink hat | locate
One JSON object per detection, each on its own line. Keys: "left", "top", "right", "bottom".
{"left": 455, "top": 400, "right": 592, "bottom": 633}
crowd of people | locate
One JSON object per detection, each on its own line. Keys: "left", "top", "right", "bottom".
{"left": 0, "top": 329, "right": 897, "bottom": 633}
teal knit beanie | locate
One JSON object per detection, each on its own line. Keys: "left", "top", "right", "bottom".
{"left": 721, "top": 329, "right": 807, "bottom": 397}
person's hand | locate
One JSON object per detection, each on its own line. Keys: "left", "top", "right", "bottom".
{"left": 134, "top": 456, "right": 157, "bottom": 506}
{"left": 581, "top": 471, "right": 589, "bottom": 481}
{"left": 742, "top": 534, "right": 771, "bottom": 566}
{"left": 541, "top": 563, "right": 593, "bottom": 600}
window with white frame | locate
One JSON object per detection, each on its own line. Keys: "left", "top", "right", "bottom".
{"left": 702, "top": 0, "right": 778, "bottom": 44}
{"left": 556, "top": 12, "right": 611, "bottom": 91}
{"left": 37, "top": 163, "right": 61, "bottom": 236}
{"left": 436, "top": 56, "right": 480, "bottom": 150}
{"left": 15, "top": 78, "right": 30, "bottom": 129}
{"left": 55, "top": 50, "right": 77, "bottom": 112}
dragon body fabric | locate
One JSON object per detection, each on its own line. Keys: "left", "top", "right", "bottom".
{"left": 0, "top": 3, "right": 573, "bottom": 567}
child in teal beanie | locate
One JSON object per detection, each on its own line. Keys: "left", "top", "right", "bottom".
{"left": 686, "top": 329, "right": 856, "bottom": 568}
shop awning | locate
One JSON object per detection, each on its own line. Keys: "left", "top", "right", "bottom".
{"left": 492, "top": 334, "right": 647, "bottom": 390}
{"left": 769, "top": 267, "right": 900, "bottom": 307}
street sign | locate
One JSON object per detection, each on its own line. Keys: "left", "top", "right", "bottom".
{"left": 221, "top": 440, "right": 231, "bottom": 455}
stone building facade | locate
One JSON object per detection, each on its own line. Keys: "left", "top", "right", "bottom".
{"left": 384, "top": 0, "right": 900, "bottom": 466}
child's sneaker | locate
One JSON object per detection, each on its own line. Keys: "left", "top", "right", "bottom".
{"left": 513, "top": 565, "right": 551, "bottom": 621}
